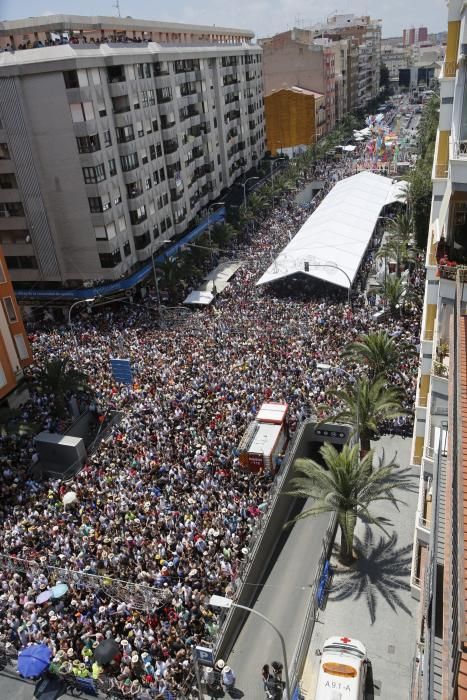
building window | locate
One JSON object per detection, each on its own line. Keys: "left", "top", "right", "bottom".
{"left": 141, "top": 89, "right": 155, "bottom": 107}
{"left": 76, "top": 134, "right": 101, "bottom": 153}
{"left": 123, "top": 240, "right": 131, "bottom": 257}
{"left": 3, "top": 296, "right": 17, "bottom": 322}
{"left": 70, "top": 102, "right": 95, "bottom": 123}
{"left": 4, "top": 256, "right": 37, "bottom": 269}
{"left": 82, "top": 164, "right": 106, "bottom": 184}
{"left": 0, "top": 202, "right": 24, "bottom": 217}
{"left": 88, "top": 196, "right": 110, "bottom": 213}
{"left": 14, "top": 333, "right": 29, "bottom": 360}
{"left": 99, "top": 249, "right": 122, "bottom": 268}
{"left": 134, "top": 230, "right": 151, "bottom": 250}
{"left": 118, "top": 216, "right": 126, "bottom": 232}
{"left": 0, "top": 143, "right": 11, "bottom": 160}
{"left": 94, "top": 222, "right": 116, "bottom": 240}
{"left": 0, "top": 174, "right": 17, "bottom": 189}
{"left": 129, "top": 205, "right": 147, "bottom": 225}
{"left": 63, "top": 70, "right": 79, "bottom": 89}
{"left": 103, "top": 130, "right": 112, "bottom": 147}
{"left": 0, "top": 362, "right": 6, "bottom": 389}
{"left": 145, "top": 177, "right": 151, "bottom": 190}
{"left": 116, "top": 125, "right": 134, "bottom": 143}
{"left": 114, "top": 188, "right": 122, "bottom": 205}
{"left": 120, "top": 153, "right": 139, "bottom": 172}
{"left": 108, "top": 159, "right": 117, "bottom": 177}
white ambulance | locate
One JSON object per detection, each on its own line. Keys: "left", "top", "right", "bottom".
{"left": 314, "top": 636, "right": 367, "bottom": 700}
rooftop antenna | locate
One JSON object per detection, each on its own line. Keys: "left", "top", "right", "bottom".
{"left": 113, "top": 0, "right": 121, "bottom": 17}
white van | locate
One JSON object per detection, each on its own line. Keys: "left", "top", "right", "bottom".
{"left": 314, "top": 636, "right": 367, "bottom": 700}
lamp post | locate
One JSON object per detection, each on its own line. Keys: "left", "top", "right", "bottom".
{"left": 209, "top": 595, "right": 291, "bottom": 700}
{"left": 242, "top": 176, "right": 259, "bottom": 209}
{"left": 304, "top": 261, "right": 352, "bottom": 307}
{"left": 270, "top": 157, "right": 286, "bottom": 209}
{"left": 316, "top": 363, "right": 359, "bottom": 445}
{"left": 68, "top": 298, "right": 94, "bottom": 360}
{"left": 207, "top": 202, "right": 225, "bottom": 265}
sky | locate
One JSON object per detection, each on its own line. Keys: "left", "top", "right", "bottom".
{"left": 0, "top": 0, "right": 447, "bottom": 40}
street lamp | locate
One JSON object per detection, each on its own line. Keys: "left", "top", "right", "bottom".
{"left": 316, "top": 363, "right": 359, "bottom": 444}
{"left": 207, "top": 202, "right": 225, "bottom": 265}
{"left": 304, "top": 261, "right": 352, "bottom": 307}
{"left": 242, "top": 176, "right": 259, "bottom": 209}
{"left": 68, "top": 298, "right": 94, "bottom": 359}
{"left": 209, "top": 594, "right": 291, "bottom": 700}
{"left": 270, "top": 157, "right": 286, "bottom": 209}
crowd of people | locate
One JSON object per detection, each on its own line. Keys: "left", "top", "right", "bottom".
{"left": 0, "top": 132, "right": 423, "bottom": 698}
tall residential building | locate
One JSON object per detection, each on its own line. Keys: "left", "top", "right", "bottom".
{"left": 0, "top": 245, "right": 32, "bottom": 403}
{"left": 410, "top": 2, "right": 467, "bottom": 697}
{"left": 403, "top": 26, "right": 429, "bottom": 47}
{"left": 259, "top": 30, "right": 336, "bottom": 133}
{"left": 311, "top": 15, "right": 382, "bottom": 110}
{"left": 0, "top": 16, "right": 265, "bottom": 286}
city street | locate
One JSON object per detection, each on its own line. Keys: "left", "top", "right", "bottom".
{"left": 301, "top": 435, "right": 419, "bottom": 700}
{"left": 226, "top": 507, "right": 332, "bottom": 699}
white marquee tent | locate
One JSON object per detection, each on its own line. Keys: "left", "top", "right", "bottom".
{"left": 256, "top": 171, "right": 407, "bottom": 290}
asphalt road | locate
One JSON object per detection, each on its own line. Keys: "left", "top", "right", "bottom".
{"left": 226, "top": 505, "right": 332, "bottom": 700}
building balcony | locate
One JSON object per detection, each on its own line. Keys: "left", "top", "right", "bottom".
{"left": 415, "top": 465, "right": 432, "bottom": 546}
{"left": 410, "top": 539, "right": 427, "bottom": 601}
{"left": 442, "top": 60, "right": 457, "bottom": 78}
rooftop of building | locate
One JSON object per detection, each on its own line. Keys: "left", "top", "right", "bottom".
{"left": 0, "top": 14, "right": 254, "bottom": 38}
{"left": 268, "top": 85, "right": 324, "bottom": 98}
{"left": 0, "top": 39, "right": 260, "bottom": 71}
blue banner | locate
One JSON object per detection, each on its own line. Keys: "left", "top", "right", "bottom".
{"left": 16, "top": 208, "right": 226, "bottom": 301}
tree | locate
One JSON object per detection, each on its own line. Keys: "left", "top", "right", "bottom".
{"left": 380, "top": 211, "right": 415, "bottom": 277}
{"left": 343, "top": 331, "right": 411, "bottom": 380}
{"left": 286, "top": 443, "right": 406, "bottom": 565}
{"left": 38, "top": 359, "right": 89, "bottom": 417}
{"left": 322, "top": 376, "right": 406, "bottom": 455}
{"left": 374, "top": 275, "right": 409, "bottom": 315}
{"left": 380, "top": 63, "right": 390, "bottom": 91}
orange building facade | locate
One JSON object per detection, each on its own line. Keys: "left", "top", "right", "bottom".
{"left": 0, "top": 245, "right": 32, "bottom": 401}
{"left": 264, "top": 87, "right": 325, "bottom": 157}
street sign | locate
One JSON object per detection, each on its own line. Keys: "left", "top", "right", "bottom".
{"left": 194, "top": 646, "right": 214, "bottom": 667}
{"left": 110, "top": 358, "right": 133, "bottom": 385}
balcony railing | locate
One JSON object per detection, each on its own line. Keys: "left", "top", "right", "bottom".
{"left": 434, "top": 161, "right": 448, "bottom": 178}
{"left": 444, "top": 60, "right": 457, "bottom": 78}
{"left": 453, "top": 140, "right": 467, "bottom": 158}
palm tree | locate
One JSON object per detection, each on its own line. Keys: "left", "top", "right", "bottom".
{"left": 343, "top": 331, "right": 412, "bottom": 380}
{"left": 375, "top": 275, "right": 408, "bottom": 315}
{"left": 286, "top": 442, "right": 407, "bottom": 565}
{"left": 322, "top": 376, "right": 406, "bottom": 456}
{"left": 378, "top": 211, "right": 414, "bottom": 277}
{"left": 38, "top": 359, "right": 89, "bottom": 417}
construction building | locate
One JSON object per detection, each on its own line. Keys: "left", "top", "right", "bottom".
{"left": 264, "top": 87, "right": 325, "bottom": 156}
{"left": 0, "top": 15, "right": 265, "bottom": 287}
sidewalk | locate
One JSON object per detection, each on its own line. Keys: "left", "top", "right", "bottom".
{"left": 300, "top": 435, "right": 419, "bottom": 700}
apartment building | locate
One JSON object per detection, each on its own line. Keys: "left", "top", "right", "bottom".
{"left": 0, "top": 245, "right": 32, "bottom": 403}
{"left": 264, "top": 86, "right": 325, "bottom": 156}
{"left": 410, "top": 2, "right": 467, "bottom": 697}
{"left": 403, "top": 26, "right": 429, "bottom": 47}
{"left": 0, "top": 16, "right": 265, "bottom": 286}
{"left": 259, "top": 30, "right": 336, "bottom": 133}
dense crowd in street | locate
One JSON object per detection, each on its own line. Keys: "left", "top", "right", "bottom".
{"left": 0, "top": 132, "right": 423, "bottom": 698}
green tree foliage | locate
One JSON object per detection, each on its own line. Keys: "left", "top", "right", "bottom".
{"left": 321, "top": 376, "right": 406, "bottom": 456}
{"left": 343, "top": 331, "right": 412, "bottom": 380}
{"left": 286, "top": 443, "right": 407, "bottom": 565}
{"left": 406, "top": 92, "right": 440, "bottom": 248}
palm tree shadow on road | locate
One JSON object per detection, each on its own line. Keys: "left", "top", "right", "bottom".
{"left": 328, "top": 526, "right": 413, "bottom": 625}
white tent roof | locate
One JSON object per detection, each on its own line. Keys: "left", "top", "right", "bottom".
{"left": 256, "top": 171, "right": 407, "bottom": 290}
{"left": 183, "top": 290, "right": 214, "bottom": 305}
